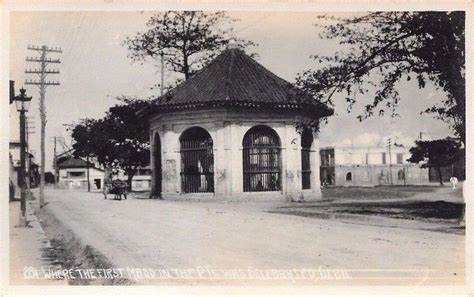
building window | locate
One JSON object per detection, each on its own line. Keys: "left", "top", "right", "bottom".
{"left": 382, "top": 152, "right": 386, "bottom": 165}
{"left": 396, "top": 153, "right": 403, "bottom": 164}
{"left": 398, "top": 169, "right": 405, "bottom": 180}
{"left": 243, "top": 125, "right": 281, "bottom": 192}
{"left": 362, "top": 170, "right": 370, "bottom": 181}
{"left": 180, "top": 127, "right": 214, "bottom": 193}
{"left": 94, "top": 178, "right": 101, "bottom": 189}
{"left": 346, "top": 172, "right": 352, "bottom": 181}
{"left": 301, "top": 129, "right": 313, "bottom": 189}
{"left": 68, "top": 171, "right": 85, "bottom": 179}
{"left": 365, "top": 153, "right": 369, "bottom": 165}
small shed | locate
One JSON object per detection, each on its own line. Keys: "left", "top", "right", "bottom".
{"left": 57, "top": 157, "right": 104, "bottom": 190}
{"left": 142, "top": 47, "right": 333, "bottom": 201}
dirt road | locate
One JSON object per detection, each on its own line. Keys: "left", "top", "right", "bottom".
{"left": 37, "top": 188, "right": 465, "bottom": 285}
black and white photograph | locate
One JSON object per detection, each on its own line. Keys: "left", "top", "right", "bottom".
{"left": 1, "top": 1, "right": 472, "bottom": 295}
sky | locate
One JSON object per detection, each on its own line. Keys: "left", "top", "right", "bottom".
{"left": 8, "top": 11, "right": 454, "bottom": 171}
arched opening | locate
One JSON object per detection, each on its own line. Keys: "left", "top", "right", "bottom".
{"left": 301, "top": 129, "right": 313, "bottom": 189}
{"left": 346, "top": 172, "right": 352, "bottom": 181}
{"left": 154, "top": 132, "right": 162, "bottom": 197}
{"left": 242, "top": 125, "right": 281, "bottom": 192}
{"left": 180, "top": 127, "right": 214, "bottom": 193}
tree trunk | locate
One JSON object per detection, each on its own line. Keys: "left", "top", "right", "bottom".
{"left": 437, "top": 167, "right": 444, "bottom": 186}
{"left": 104, "top": 165, "right": 112, "bottom": 184}
{"left": 127, "top": 170, "right": 135, "bottom": 192}
{"left": 183, "top": 53, "right": 190, "bottom": 80}
{"left": 103, "top": 165, "right": 112, "bottom": 198}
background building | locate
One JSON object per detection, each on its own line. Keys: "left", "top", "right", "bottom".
{"left": 320, "top": 145, "right": 431, "bottom": 187}
{"left": 56, "top": 153, "right": 152, "bottom": 192}
{"left": 57, "top": 157, "right": 105, "bottom": 190}
{"left": 9, "top": 141, "right": 39, "bottom": 199}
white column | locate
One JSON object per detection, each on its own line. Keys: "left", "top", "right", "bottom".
{"left": 308, "top": 132, "right": 322, "bottom": 200}
{"left": 215, "top": 121, "right": 230, "bottom": 196}
{"left": 283, "top": 124, "right": 301, "bottom": 200}
{"left": 162, "top": 125, "right": 180, "bottom": 195}
{"left": 230, "top": 122, "right": 244, "bottom": 194}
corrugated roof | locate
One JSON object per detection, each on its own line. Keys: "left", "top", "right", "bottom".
{"left": 143, "top": 48, "right": 333, "bottom": 118}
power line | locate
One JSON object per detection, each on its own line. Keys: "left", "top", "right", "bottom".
{"left": 234, "top": 13, "right": 273, "bottom": 34}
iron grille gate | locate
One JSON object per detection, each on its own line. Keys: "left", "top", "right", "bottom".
{"left": 301, "top": 129, "right": 313, "bottom": 190}
{"left": 243, "top": 126, "right": 281, "bottom": 192}
{"left": 180, "top": 128, "right": 214, "bottom": 193}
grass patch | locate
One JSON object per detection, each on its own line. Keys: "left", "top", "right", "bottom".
{"left": 321, "top": 186, "right": 438, "bottom": 200}
{"left": 329, "top": 200, "right": 464, "bottom": 220}
{"left": 271, "top": 200, "right": 464, "bottom": 222}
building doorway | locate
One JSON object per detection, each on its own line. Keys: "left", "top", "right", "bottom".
{"left": 301, "top": 129, "right": 313, "bottom": 189}
{"left": 243, "top": 125, "right": 281, "bottom": 192}
{"left": 179, "top": 127, "right": 214, "bottom": 193}
{"left": 154, "top": 132, "right": 162, "bottom": 197}
{"left": 94, "top": 178, "right": 101, "bottom": 190}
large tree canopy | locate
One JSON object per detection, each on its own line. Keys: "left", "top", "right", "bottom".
{"left": 407, "top": 138, "right": 461, "bottom": 185}
{"left": 71, "top": 98, "right": 151, "bottom": 190}
{"left": 123, "top": 11, "right": 256, "bottom": 80}
{"left": 297, "top": 11, "right": 465, "bottom": 143}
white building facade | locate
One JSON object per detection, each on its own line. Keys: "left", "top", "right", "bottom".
{"left": 320, "top": 146, "right": 431, "bottom": 186}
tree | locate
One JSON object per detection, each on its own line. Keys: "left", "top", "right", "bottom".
{"left": 123, "top": 11, "right": 256, "bottom": 80}
{"left": 407, "top": 138, "right": 461, "bottom": 185}
{"left": 297, "top": 12, "right": 465, "bottom": 143}
{"left": 70, "top": 98, "right": 151, "bottom": 190}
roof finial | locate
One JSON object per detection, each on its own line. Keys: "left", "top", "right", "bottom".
{"left": 226, "top": 41, "right": 239, "bottom": 50}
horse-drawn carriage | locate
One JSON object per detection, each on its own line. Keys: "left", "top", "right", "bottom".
{"left": 103, "top": 179, "right": 128, "bottom": 200}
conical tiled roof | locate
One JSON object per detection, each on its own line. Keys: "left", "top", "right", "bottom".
{"left": 144, "top": 48, "right": 333, "bottom": 118}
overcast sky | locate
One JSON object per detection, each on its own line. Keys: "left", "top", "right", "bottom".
{"left": 9, "top": 11, "right": 454, "bottom": 171}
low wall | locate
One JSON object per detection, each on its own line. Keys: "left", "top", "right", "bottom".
{"left": 334, "top": 165, "right": 430, "bottom": 187}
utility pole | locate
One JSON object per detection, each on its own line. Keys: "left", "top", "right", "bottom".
{"left": 387, "top": 138, "right": 393, "bottom": 186}
{"left": 50, "top": 136, "right": 65, "bottom": 189}
{"left": 53, "top": 136, "right": 57, "bottom": 188}
{"left": 26, "top": 116, "right": 35, "bottom": 188}
{"left": 85, "top": 119, "right": 91, "bottom": 192}
{"left": 86, "top": 155, "right": 91, "bottom": 192}
{"left": 25, "top": 45, "right": 62, "bottom": 208}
